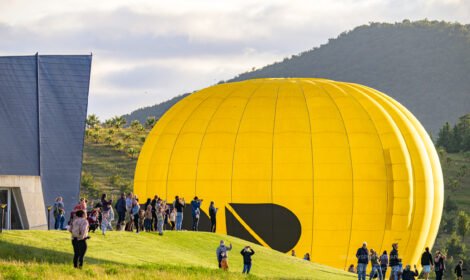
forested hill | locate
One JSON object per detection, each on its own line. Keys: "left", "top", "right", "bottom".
{"left": 230, "top": 20, "right": 470, "bottom": 135}
{"left": 124, "top": 20, "right": 470, "bottom": 136}
{"left": 122, "top": 93, "right": 189, "bottom": 124}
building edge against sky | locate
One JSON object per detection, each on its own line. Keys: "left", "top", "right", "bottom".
{"left": 0, "top": 54, "right": 91, "bottom": 229}
{"left": 134, "top": 78, "right": 444, "bottom": 269}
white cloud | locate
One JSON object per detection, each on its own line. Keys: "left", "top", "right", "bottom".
{"left": 0, "top": 0, "right": 469, "bottom": 119}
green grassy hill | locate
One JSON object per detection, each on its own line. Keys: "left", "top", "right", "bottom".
{"left": 0, "top": 230, "right": 355, "bottom": 280}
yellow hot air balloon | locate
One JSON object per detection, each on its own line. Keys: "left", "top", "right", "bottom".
{"left": 134, "top": 78, "right": 443, "bottom": 269}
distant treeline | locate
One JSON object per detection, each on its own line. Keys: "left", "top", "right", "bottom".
{"left": 437, "top": 114, "right": 470, "bottom": 153}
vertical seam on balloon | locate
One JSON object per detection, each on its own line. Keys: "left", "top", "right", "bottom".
{"left": 140, "top": 95, "right": 193, "bottom": 200}
{"left": 360, "top": 85, "right": 430, "bottom": 264}
{"left": 229, "top": 81, "right": 265, "bottom": 203}
{"left": 296, "top": 80, "right": 316, "bottom": 259}
{"left": 308, "top": 80, "right": 355, "bottom": 269}
{"left": 164, "top": 87, "right": 224, "bottom": 202}
{"left": 270, "top": 82, "right": 280, "bottom": 250}
{"left": 341, "top": 83, "right": 394, "bottom": 257}
{"left": 193, "top": 85, "right": 242, "bottom": 203}
{"left": 380, "top": 92, "right": 441, "bottom": 249}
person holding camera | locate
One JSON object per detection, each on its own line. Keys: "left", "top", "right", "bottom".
{"left": 191, "top": 196, "right": 203, "bottom": 231}
{"left": 402, "top": 265, "right": 419, "bottom": 280}
{"left": 173, "top": 196, "right": 185, "bottom": 230}
{"left": 69, "top": 210, "right": 89, "bottom": 269}
{"left": 240, "top": 246, "right": 255, "bottom": 274}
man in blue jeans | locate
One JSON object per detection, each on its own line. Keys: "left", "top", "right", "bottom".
{"left": 241, "top": 246, "right": 255, "bottom": 274}
{"left": 356, "top": 242, "right": 369, "bottom": 280}
{"left": 173, "top": 196, "right": 185, "bottom": 230}
{"left": 389, "top": 243, "right": 400, "bottom": 280}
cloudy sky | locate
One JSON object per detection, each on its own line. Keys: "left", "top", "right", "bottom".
{"left": 1, "top": 0, "right": 469, "bottom": 120}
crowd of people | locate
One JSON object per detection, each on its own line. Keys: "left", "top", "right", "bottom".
{"left": 57, "top": 194, "right": 466, "bottom": 278}
{"left": 57, "top": 193, "right": 258, "bottom": 273}
{"left": 351, "top": 242, "right": 464, "bottom": 280}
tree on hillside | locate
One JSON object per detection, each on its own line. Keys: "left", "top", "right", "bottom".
{"left": 130, "top": 120, "right": 144, "bottom": 131}
{"left": 86, "top": 114, "right": 100, "bottom": 128}
{"left": 111, "top": 116, "right": 127, "bottom": 129}
{"left": 145, "top": 116, "right": 157, "bottom": 129}
{"left": 457, "top": 210, "right": 470, "bottom": 241}
{"left": 437, "top": 114, "right": 470, "bottom": 153}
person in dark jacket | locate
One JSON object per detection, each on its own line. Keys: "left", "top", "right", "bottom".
{"left": 434, "top": 251, "right": 446, "bottom": 280}
{"left": 420, "top": 247, "right": 434, "bottom": 280}
{"left": 402, "top": 265, "right": 418, "bottom": 280}
{"left": 454, "top": 259, "right": 463, "bottom": 280}
{"left": 379, "top": 250, "right": 388, "bottom": 278}
{"left": 114, "top": 193, "right": 127, "bottom": 227}
{"left": 389, "top": 243, "right": 400, "bottom": 280}
{"left": 240, "top": 246, "right": 255, "bottom": 274}
{"left": 356, "top": 242, "right": 369, "bottom": 280}
{"left": 191, "top": 196, "right": 203, "bottom": 231}
{"left": 173, "top": 196, "right": 185, "bottom": 231}
{"left": 209, "top": 201, "right": 218, "bottom": 232}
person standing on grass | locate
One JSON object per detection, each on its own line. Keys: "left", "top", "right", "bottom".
{"left": 240, "top": 246, "right": 255, "bottom": 274}
{"left": 169, "top": 208, "right": 176, "bottom": 230}
{"left": 209, "top": 201, "right": 218, "bottom": 232}
{"left": 53, "top": 196, "right": 65, "bottom": 230}
{"left": 369, "top": 249, "right": 383, "bottom": 280}
{"left": 356, "top": 242, "right": 369, "bottom": 280}
{"left": 69, "top": 210, "right": 89, "bottom": 269}
{"left": 173, "top": 196, "right": 185, "bottom": 231}
{"left": 434, "top": 251, "right": 446, "bottom": 280}
{"left": 420, "top": 247, "right": 434, "bottom": 280}
{"left": 115, "top": 193, "right": 127, "bottom": 228}
{"left": 216, "top": 240, "right": 232, "bottom": 268}
{"left": 379, "top": 250, "right": 388, "bottom": 279}
{"left": 454, "top": 260, "right": 464, "bottom": 280}
{"left": 132, "top": 198, "right": 140, "bottom": 233}
{"left": 156, "top": 206, "right": 165, "bottom": 235}
{"left": 144, "top": 205, "right": 153, "bottom": 232}
{"left": 191, "top": 196, "right": 203, "bottom": 231}
{"left": 389, "top": 243, "right": 400, "bottom": 280}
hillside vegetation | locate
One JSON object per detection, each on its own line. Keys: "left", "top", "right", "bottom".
{"left": 123, "top": 20, "right": 470, "bottom": 136}
{"left": 0, "top": 230, "right": 355, "bottom": 280}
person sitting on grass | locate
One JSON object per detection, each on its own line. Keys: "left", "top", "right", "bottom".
{"left": 69, "top": 210, "right": 89, "bottom": 269}
{"left": 240, "top": 246, "right": 255, "bottom": 274}
{"left": 303, "top": 253, "right": 310, "bottom": 261}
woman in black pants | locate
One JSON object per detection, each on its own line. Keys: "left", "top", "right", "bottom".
{"left": 69, "top": 210, "right": 89, "bottom": 269}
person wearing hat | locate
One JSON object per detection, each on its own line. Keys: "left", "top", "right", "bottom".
{"left": 216, "top": 240, "right": 232, "bottom": 268}
{"left": 356, "top": 242, "right": 369, "bottom": 280}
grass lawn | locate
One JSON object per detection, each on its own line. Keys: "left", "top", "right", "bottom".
{"left": 0, "top": 230, "right": 356, "bottom": 280}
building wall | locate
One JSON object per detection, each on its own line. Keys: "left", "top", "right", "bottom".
{"left": 0, "top": 55, "right": 91, "bottom": 227}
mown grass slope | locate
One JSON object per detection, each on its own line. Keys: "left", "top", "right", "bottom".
{"left": 0, "top": 230, "right": 356, "bottom": 280}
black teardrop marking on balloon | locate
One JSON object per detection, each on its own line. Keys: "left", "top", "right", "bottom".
{"left": 229, "top": 203, "right": 301, "bottom": 253}
{"left": 225, "top": 207, "right": 261, "bottom": 245}
{"left": 181, "top": 206, "right": 211, "bottom": 231}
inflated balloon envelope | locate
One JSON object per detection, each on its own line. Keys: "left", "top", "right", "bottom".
{"left": 134, "top": 78, "right": 443, "bottom": 269}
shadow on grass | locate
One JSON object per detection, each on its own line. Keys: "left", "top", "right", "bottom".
{"left": 0, "top": 239, "right": 119, "bottom": 265}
